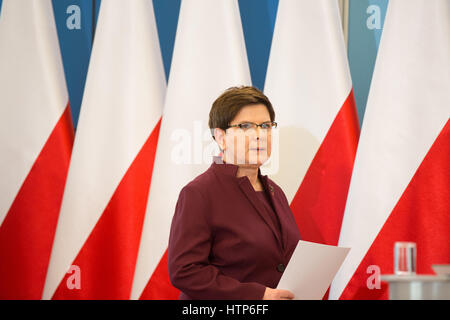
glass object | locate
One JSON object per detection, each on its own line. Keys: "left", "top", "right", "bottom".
{"left": 394, "top": 241, "right": 416, "bottom": 275}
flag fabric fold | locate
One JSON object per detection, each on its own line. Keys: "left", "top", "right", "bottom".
{"left": 264, "top": 0, "right": 360, "bottom": 248}
{"left": 43, "top": 0, "right": 165, "bottom": 299}
{"left": 330, "top": 0, "right": 450, "bottom": 300}
{"left": 131, "top": 0, "right": 251, "bottom": 299}
{"left": 0, "top": 0, "right": 74, "bottom": 299}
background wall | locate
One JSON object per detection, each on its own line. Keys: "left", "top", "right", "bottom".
{"left": 0, "top": 0, "right": 388, "bottom": 127}
{"left": 348, "top": 0, "right": 388, "bottom": 122}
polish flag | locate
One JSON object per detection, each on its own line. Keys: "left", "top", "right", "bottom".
{"left": 264, "top": 0, "right": 359, "bottom": 247}
{"left": 42, "top": 0, "right": 165, "bottom": 299}
{"left": 131, "top": 0, "right": 251, "bottom": 299}
{"left": 330, "top": 0, "right": 450, "bottom": 300}
{"left": 0, "top": 0, "right": 74, "bottom": 299}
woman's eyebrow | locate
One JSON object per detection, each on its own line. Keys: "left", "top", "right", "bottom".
{"left": 235, "top": 120, "right": 272, "bottom": 124}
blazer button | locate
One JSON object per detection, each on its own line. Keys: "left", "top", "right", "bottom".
{"left": 277, "top": 263, "right": 285, "bottom": 273}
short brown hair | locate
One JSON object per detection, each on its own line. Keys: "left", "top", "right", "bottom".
{"left": 208, "top": 86, "right": 275, "bottom": 140}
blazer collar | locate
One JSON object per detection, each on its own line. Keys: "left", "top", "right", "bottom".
{"left": 211, "top": 155, "right": 265, "bottom": 181}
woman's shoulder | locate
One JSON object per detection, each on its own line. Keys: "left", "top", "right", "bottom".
{"left": 174, "top": 167, "right": 218, "bottom": 218}
{"left": 180, "top": 165, "right": 217, "bottom": 197}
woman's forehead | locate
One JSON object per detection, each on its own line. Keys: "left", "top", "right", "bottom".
{"left": 231, "top": 104, "right": 271, "bottom": 122}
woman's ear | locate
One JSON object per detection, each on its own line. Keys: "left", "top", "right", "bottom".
{"left": 214, "top": 128, "right": 226, "bottom": 151}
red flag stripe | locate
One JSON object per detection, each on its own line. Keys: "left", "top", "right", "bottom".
{"left": 51, "top": 119, "right": 161, "bottom": 299}
{"left": 340, "top": 119, "right": 450, "bottom": 299}
{"left": 139, "top": 248, "right": 180, "bottom": 300}
{"left": 0, "top": 104, "right": 74, "bottom": 299}
{"left": 290, "top": 90, "right": 360, "bottom": 246}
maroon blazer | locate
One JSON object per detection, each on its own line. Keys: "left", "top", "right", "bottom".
{"left": 168, "top": 156, "right": 301, "bottom": 300}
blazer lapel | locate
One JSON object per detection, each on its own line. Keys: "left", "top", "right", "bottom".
{"left": 260, "top": 176, "right": 289, "bottom": 251}
{"left": 210, "top": 156, "right": 287, "bottom": 250}
{"left": 237, "top": 177, "right": 283, "bottom": 249}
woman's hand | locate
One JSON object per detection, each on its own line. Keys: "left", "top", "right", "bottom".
{"left": 262, "top": 287, "right": 294, "bottom": 300}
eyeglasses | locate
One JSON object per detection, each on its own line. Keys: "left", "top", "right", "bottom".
{"left": 227, "top": 121, "right": 277, "bottom": 130}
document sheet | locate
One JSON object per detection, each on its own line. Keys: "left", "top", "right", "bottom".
{"left": 277, "top": 240, "right": 350, "bottom": 300}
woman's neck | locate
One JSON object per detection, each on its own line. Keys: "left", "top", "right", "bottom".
{"left": 221, "top": 154, "right": 262, "bottom": 190}
{"left": 236, "top": 165, "right": 259, "bottom": 186}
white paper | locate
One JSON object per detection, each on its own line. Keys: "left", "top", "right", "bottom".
{"left": 277, "top": 240, "right": 350, "bottom": 300}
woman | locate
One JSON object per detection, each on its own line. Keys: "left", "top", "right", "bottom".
{"left": 168, "top": 86, "right": 301, "bottom": 300}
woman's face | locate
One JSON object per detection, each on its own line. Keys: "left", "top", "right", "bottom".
{"left": 218, "top": 104, "right": 273, "bottom": 167}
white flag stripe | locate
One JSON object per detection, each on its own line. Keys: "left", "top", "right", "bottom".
{"left": 264, "top": 0, "right": 352, "bottom": 201}
{"left": 330, "top": 0, "right": 450, "bottom": 299}
{"left": 131, "top": 0, "right": 251, "bottom": 299}
{"left": 43, "top": 0, "right": 165, "bottom": 299}
{"left": 0, "top": 0, "right": 68, "bottom": 225}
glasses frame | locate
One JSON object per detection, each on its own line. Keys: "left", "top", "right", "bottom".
{"left": 226, "top": 121, "right": 278, "bottom": 130}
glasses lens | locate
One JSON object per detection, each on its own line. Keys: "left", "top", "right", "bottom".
{"left": 239, "top": 122, "right": 255, "bottom": 130}
{"left": 231, "top": 122, "right": 276, "bottom": 130}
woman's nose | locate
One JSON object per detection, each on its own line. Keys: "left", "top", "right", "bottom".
{"left": 248, "top": 126, "right": 262, "bottom": 137}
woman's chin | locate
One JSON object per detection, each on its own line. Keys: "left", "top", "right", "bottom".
{"left": 247, "top": 154, "right": 269, "bottom": 166}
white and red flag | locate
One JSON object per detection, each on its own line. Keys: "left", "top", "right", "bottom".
{"left": 0, "top": 0, "right": 74, "bottom": 299}
{"left": 264, "top": 0, "right": 359, "bottom": 247}
{"left": 131, "top": 0, "right": 251, "bottom": 299}
{"left": 330, "top": 0, "right": 450, "bottom": 300}
{"left": 42, "top": 0, "right": 165, "bottom": 299}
